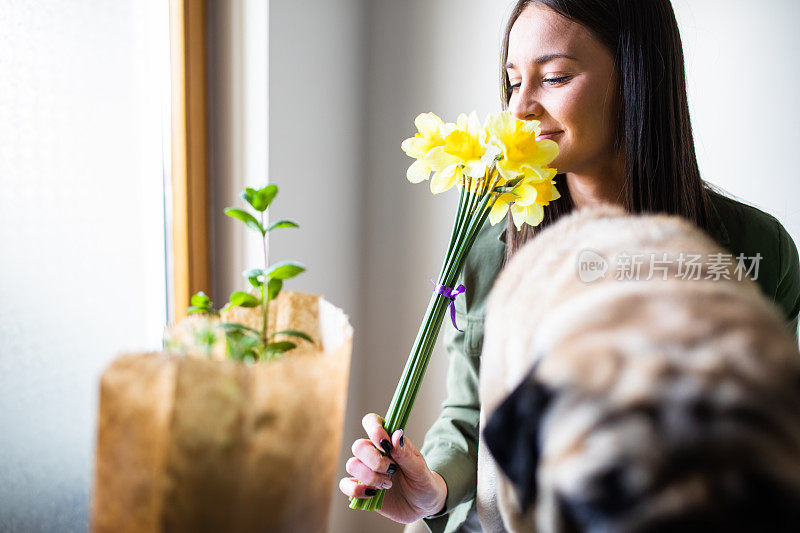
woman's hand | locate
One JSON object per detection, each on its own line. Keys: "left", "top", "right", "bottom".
{"left": 339, "top": 413, "right": 448, "bottom": 524}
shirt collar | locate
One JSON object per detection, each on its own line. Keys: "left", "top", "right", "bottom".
{"left": 496, "top": 202, "right": 731, "bottom": 247}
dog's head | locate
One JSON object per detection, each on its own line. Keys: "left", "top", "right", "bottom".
{"left": 484, "top": 358, "right": 800, "bottom": 533}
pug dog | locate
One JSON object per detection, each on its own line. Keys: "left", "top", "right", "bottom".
{"left": 478, "top": 204, "right": 800, "bottom": 533}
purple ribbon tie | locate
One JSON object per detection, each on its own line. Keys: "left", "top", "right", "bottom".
{"left": 432, "top": 281, "right": 466, "bottom": 332}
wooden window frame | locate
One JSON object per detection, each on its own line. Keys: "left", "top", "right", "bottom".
{"left": 168, "top": 0, "right": 209, "bottom": 322}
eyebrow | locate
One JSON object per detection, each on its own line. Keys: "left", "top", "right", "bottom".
{"left": 505, "top": 53, "right": 578, "bottom": 69}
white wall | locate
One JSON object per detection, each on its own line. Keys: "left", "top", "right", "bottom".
{"left": 673, "top": 0, "right": 800, "bottom": 246}
{"left": 0, "top": 1, "right": 169, "bottom": 530}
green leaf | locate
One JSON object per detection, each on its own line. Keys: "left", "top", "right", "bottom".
{"left": 243, "top": 268, "right": 265, "bottom": 281}
{"left": 241, "top": 187, "right": 263, "bottom": 211}
{"left": 505, "top": 176, "right": 524, "bottom": 188}
{"left": 266, "top": 261, "right": 306, "bottom": 280}
{"left": 267, "top": 278, "right": 283, "bottom": 300}
{"left": 221, "top": 302, "right": 233, "bottom": 312}
{"left": 225, "top": 329, "right": 261, "bottom": 361}
{"left": 242, "top": 185, "right": 278, "bottom": 212}
{"left": 244, "top": 268, "right": 265, "bottom": 288}
{"left": 191, "top": 291, "right": 211, "bottom": 307}
{"left": 266, "top": 341, "right": 296, "bottom": 354}
{"left": 259, "top": 185, "right": 278, "bottom": 211}
{"left": 266, "top": 219, "right": 299, "bottom": 232}
{"left": 217, "top": 322, "right": 261, "bottom": 336}
{"left": 195, "top": 328, "right": 218, "bottom": 350}
{"left": 229, "top": 291, "right": 261, "bottom": 308}
{"left": 270, "top": 329, "right": 313, "bottom": 343}
{"left": 186, "top": 306, "right": 206, "bottom": 315}
{"left": 224, "top": 208, "right": 265, "bottom": 235}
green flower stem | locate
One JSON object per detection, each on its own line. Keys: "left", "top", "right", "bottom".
{"left": 350, "top": 186, "right": 498, "bottom": 512}
{"left": 260, "top": 211, "right": 269, "bottom": 355}
{"left": 446, "top": 186, "right": 467, "bottom": 259}
{"left": 396, "top": 195, "right": 493, "bottom": 431}
{"left": 392, "top": 196, "right": 481, "bottom": 424}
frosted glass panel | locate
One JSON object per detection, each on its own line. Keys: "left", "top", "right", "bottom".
{"left": 0, "top": 1, "right": 170, "bottom": 530}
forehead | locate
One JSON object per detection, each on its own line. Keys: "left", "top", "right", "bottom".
{"left": 507, "top": 4, "right": 600, "bottom": 66}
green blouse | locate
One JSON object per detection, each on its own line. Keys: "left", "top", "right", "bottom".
{"left": 420, "top": 191, "right": 800, "bottom": 533}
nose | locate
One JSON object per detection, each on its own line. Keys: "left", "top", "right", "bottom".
{"left": 510, "top": 85, "right": 545, "bottom": 122}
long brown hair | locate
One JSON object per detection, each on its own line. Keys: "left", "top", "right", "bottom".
{"left": 501, "top": 0, "right": 721, "bottom": 266}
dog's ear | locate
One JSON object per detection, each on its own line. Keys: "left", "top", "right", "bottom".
{"left": 483, "top": 364, "right": 555, "bottom": 513}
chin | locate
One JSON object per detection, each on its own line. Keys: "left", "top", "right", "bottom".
{"left": 549, "top": 157, "right": 568, "bottom": 175}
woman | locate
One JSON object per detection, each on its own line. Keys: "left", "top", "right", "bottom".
{"left": 340, "top": 1, "right": 800, "bottom": 531}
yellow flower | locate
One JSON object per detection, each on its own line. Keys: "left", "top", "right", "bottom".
{"left": 488, "top": 178, "right": 561, "bottom": 229}
{"left": 485, "top": 110, "right": 558, "bottom": 183}
{"left": 401, "top": 113, "right": 453, "bottom": 184}
{"left": 424, "top": 111, "right": 500, "bottom": 194}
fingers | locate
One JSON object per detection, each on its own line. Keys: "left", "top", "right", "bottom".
{"left": 340, "top": 415, "right": 403, "bottom": 501}
{"left": 386, "top": 429, "right": 430, "bottom": 483}
{"left": 352, "top": 438, "right": 394, "bottom": 473}
{"left": 346, "top": 457, "right": 392, "bottom": 489}
{"left": 362, "top": 413, "right": 393, "bottom": 455}
{"left": 339, "top": 477, "right": 381, "bottom": 499}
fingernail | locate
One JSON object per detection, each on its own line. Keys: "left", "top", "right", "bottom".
{"left": 365, "top": 488, "right": 377, "bottom": 496}
{"left": 399, "top": 431, "right": 405, "bottom": 447}
{"left": 380, "top": 439, "right": 392, "bottom": 454}
{"left": 387, "top": 463, "right": 398, "bottom": 474}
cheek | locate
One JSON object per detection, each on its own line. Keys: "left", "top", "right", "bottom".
{"left": 561, "top": 85, "right": 615, "bottom": 156}
{"left": 544, "top": 92, "right": 584, "bottom": 164}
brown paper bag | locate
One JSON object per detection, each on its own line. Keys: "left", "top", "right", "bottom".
{"left": 91, "top": 291, "right": 353, "bottom": 533}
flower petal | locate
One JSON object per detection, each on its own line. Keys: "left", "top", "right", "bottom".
{"left": 510, "top": 203, "right": 526, "bottom": 230}
{"left": 512, "top": 184, "right": 538, "bottom": 207}
{"left": 407, "top": 159, "right": 432, "bottom": 183}
{"left": 489, "top": 200, "right": 510, "bottom": 225}
{"left": 481, "top": 143, "right": 502, "bottom": 165}
{"left": 525, "top": 203, "right": 545, "bottom": 226}
{"left": 497, "top": 163, "right": 521, "bottom": 182}
{"left": 456, "top": 113, "right": 469, "bottom": 131}
{"left": 440, "top": 121, "right": 458, "bottom": 137}
{"left": 463, "top": 160, "right": 486, "bottom": 179}
{"left": 466, "top": 111, "right": 482, "bottom": 137}
{"left": 531, "top": 179, "right": 561, "bottom": 203}
{"left": 520, "top": 118, "right": 542, "bottom": 137}
{"left": 401, "top": 136, "right": 432, "bottom": 159}
{"left": 424, "top": 146, "right": 461, "bottom": 171}
{"left": 430, "top": 165, "right": 458, "bottom": 194}
{"left": 547, "top": 181, "right": 561, "bottom": 201}
{"left": 532, "top": 139, "right": 559, "bottom": 165}
{"left": 415, "top": 112, "right": 442, "bottom": 138}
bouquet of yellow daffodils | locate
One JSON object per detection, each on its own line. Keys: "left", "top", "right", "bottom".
{"left": 350, "top": 110, "right": 559, "bottom": 511}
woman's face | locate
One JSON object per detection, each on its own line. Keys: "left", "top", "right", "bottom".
{"left": 506, "top": 3, "right": 619, "bottom": 174}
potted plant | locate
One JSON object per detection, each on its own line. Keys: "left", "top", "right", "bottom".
{"left": 92, "top": 186, "right": 353, "bottom": 533}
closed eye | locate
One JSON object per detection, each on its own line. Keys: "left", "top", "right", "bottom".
{"left": 510, "top": 75, "right": 572, "bottom": 92}
{"left": 543, "top": 75, "right": 571, "bottom": 86}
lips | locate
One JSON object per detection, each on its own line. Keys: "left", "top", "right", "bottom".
{"left": 536, "top": 130, "right": 563, "bottom": 140}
